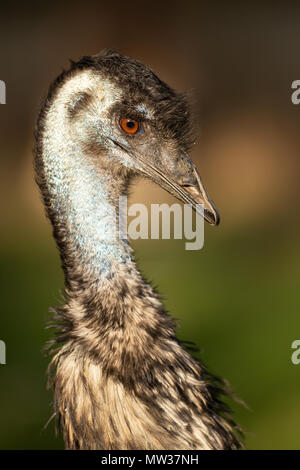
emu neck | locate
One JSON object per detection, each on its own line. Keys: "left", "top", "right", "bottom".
{"left": 43, "top": 147, "right": 134, "bottom": 286}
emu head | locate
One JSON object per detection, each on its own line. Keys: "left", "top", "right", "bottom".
{"left": 39, "top": 49, "right": 219, "bottom": 225}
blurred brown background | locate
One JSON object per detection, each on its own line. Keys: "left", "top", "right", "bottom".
{"left": 0, "top": 1, "right": 300, "bottom": 449}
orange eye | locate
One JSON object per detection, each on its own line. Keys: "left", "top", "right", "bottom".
{"left": 120, "top": 118, "right": 139, "bottom": 135}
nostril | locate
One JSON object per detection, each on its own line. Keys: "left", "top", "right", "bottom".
{"left": 179, "top": 178, "right": 198, "bottom": 188}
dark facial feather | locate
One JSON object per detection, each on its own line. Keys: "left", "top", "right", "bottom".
{"left": 68, "top": 50, "right": 196, "bottom": 150}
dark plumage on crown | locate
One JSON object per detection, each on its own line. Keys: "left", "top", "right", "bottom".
{"left": 62, "top": 49, "right": 195, "bottom": 151}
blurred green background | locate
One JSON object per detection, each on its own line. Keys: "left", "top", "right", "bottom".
{"left": 1, "top": 1, "right": 300, "bottom": 449}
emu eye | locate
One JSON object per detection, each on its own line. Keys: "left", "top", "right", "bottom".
{"left": 120, "top": 118, "right": 139, "bottom": 135}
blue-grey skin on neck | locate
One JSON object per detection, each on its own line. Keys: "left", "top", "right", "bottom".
{"left": 42, "top": 70, "right": 138, "bottom": 282}
{"left": 54, "top": 154, "right": 132, "bottom": 279}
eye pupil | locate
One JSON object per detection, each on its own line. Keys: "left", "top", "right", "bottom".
{"left": 120, "top": 117, "right": 139, "bottom": 134}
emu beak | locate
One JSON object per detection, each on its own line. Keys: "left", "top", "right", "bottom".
{"left": 179, "top": 166, "right": 220, "bottom": 226}
{"left": 135, "top": 149, "right": 220, "bottom": 226}
{"left": 110, "top": 137, "right": 220, "bottom": 225}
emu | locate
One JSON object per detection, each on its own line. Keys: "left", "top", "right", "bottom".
{"left": 34, "top": 50, "right": 242, "bottom": 450}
